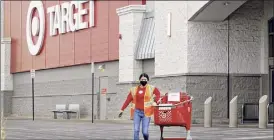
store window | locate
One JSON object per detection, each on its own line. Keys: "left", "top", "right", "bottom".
{"left": 269, "top": 18, "right": 274, "bottom": 57}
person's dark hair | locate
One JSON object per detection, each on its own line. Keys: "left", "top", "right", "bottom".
{"left": 139, "top": 73, "right": 149, "bottom": 81}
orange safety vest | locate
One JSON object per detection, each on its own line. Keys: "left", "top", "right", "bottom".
{"left": 130, "top": 84, "right": 155, "bottom": 120}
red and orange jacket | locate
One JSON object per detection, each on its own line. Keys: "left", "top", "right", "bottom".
{"left": 121, "top": 85, "right": 161, "bottom": 119}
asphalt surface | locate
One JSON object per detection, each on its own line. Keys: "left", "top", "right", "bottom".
{"left": 3, "top": 120, "right": 274, "bottom": 140}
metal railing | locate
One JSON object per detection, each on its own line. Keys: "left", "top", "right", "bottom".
{"left": 241, "top": 103, "right": 259, "bottom": 124}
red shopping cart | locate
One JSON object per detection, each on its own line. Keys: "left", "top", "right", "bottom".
{"left": 153, "top": 92, "right": 193, "bottom": 140}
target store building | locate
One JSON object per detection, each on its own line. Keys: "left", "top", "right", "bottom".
{"left": 1, "top": 0, "right": 274, "bottom": 122}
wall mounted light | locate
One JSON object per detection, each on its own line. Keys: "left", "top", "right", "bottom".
{"left": 167, "top": 12, "right": 171, "bottom": 37}
{"left": 98, "top": 64, "right": 105, "bottom": 72}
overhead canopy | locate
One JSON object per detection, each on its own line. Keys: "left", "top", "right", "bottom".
{"left": 189, "top": 0, "right": 247, "bottom": 21}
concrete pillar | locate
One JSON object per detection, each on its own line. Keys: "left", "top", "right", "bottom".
{"left": 259, "top": 95, "right": 268, "bottom": 128}
{"left": 204, "top": 97, "right": 212, "bottom": 128}
{"left": 229, "top": 96, "right": 238, "bottom": 128}
{"left": 1, "top": 37, "right": 13, "bottom": 117}
{"left": 1, "top": 38, "right": 13, "bottom": 91}
{"left": 116, "top": 5, "right": 146, "bottom": 82}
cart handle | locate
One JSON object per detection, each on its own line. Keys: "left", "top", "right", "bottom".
{"left": 173, "top": 96, "right": 194, "bottom": 106}
{"left": 154, "top": 96, "right": 194, "bottom": 107}
{"left": 156, "top": 97, "right": 164, "bottom": 104}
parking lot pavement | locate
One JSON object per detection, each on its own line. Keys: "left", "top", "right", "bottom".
{"left": 4, "top": 120, "right": 274, "bottom": 140}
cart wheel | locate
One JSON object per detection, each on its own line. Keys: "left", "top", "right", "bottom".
{"left": 160, "top": 126, "right": 164, "bottom": 140}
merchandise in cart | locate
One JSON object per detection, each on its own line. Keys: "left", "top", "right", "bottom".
{"left": 153, "top": 92, "right": 193, "bottom": 140}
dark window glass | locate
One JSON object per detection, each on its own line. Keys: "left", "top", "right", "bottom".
{"left": 269, "top": 18, "right": 274, "bottom": 34}
{"left": 269, "top": 35, "right": 273, "bottom": 57}
{"left": 269, "top": 20, "right": 272, "bottom": 33}
{"left": 272, "top": 18, "right": 274, "bottom": 33}
{"left": 269, "top": 17, "right": 274, "bottom": 57}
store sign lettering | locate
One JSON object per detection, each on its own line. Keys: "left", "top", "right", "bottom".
{"left": 26, "top": 1, "right": 94, "bottom": 56}
{"left": 47, "top": 1, "right": 94, "bottom": 36}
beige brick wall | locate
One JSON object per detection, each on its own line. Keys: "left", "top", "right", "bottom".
{"left": 154, "top": 1, "right": 188, "bottom": 76}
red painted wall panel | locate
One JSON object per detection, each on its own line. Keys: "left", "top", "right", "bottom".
{"left": 45, "top": 1, "right": 60, "bottom": 69}
{"left": 21, "top": 1, "right": 33, "bottom": 71}
{"left": 4, "top": 1, "right": 11, "bottom": 37}
{"left": 129, "top": 0, "right": 143, "bottom": 5}
{"left": 75, "top": 29, "right": 91, "bottom": 64}
{"left": 92, "top": 43, "right": 109, "bottom": 62}
{"left": 5, "top": 0, "right": 145, "bottom": 73}
{"left": 91, "top": 1, "right": 109, "bottom": 62}
{"left": 10, "top": 1, "right": 22, "bottom": 73}
{"left": 75, "top": 2, "right": 91, "bottom": 64}
{"left": 59, "top": 1, "right": 75, "bottom": 67}
{"left": 59, "top": 32, "right": 75, "bottom": 66}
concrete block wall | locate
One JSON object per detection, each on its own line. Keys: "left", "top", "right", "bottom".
{"left": 187, "top": 21, "right": 228, "bottom": 73}
{"left": 152, "top": 0, "right": 267, "bottom": 75}
{"left": 185, "top": 76, "right": 228, "bottom": 119}
{"left": 11, "top": 61, "right": 119, "bottom": 119}
{"left": 147, "top": 74, "right": 261, "bottom": 121}
{"left": 186, "top": 0, "right": 266, "bottom": 121}
{"left": 231, "top": 76, "right": 261, "bottom": 103}
{"left": 231, "top": 76, "right": 261, "bottom": 118}
{"left": 228, "top": 0, "right": 264, "bottom": 74}
{"left": 12, "top": 65, "right": 93, "bottom": 118}
{"left": 188, "top": 0, "right": 264, "bottom": 74}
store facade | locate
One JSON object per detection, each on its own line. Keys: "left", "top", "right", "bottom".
{"left": 1, "top": 0, "right": 273, "bottom": 122}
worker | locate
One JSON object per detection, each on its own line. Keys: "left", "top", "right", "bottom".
{"left": 118, "top": 73, "right": 161, "bottom": 140}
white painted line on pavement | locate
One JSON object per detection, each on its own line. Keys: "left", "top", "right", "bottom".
{"left": 223, "top": 136, "right": 274, "bottom": 140}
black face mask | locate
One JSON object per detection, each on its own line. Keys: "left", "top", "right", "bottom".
{"left": 140, "top": 81, "right": 147, "bottom": 86}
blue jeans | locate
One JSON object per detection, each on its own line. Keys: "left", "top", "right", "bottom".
{"left": 133, "top": 109, "right": 151, "bottom": 140}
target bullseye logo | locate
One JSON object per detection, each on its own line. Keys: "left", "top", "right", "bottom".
{"left": 31, "top": 17, "right": 40, "bottom": 36}
{"left": 26, "top": 1, "right": 45, "bottom": 56}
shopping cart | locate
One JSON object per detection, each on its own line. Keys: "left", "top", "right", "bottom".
{"left": 153, "top": 92, "right": 193, "bottom": 140}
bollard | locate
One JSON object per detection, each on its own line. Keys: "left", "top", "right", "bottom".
{"left": 259, "top": 95, "right": 268, "bottom": 128}
{"left": 229, "top": 96, "right": 238, "bottom": 128}
{"left": 204, "top": 97, "right": 212, "bottom": 128}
